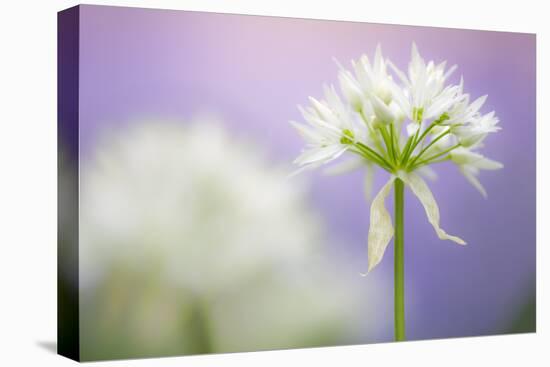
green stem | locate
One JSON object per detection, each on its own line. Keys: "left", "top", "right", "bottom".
{"left": 401, "top": 126, "right": 421, "bottom": 164}
{"left": 379, "top": 126, "right": 395, "bottom": 164}
{"left": 399, "top": 135, "right": 415, "bottom": 165}
{"left": 403, "top": 112, "right": 449, "bottom": 165}
{"left": 394, "top": 178, "right": 406, "bottom": 341}
{"left": 349, "top": 148, "right": 392, "bottom": 173}
{"left": 355, "top": 142, "right": 394, "bottom": 171}
{"left": 409, "top": 156, "right": 451, "bottom": 171}
{"left": 408, "top": 130, "right": 451, "bottom": 168}
{"left": 391, "top": 123, "right": 401, "bottom": 158}
{"left": 411, "top": 143, "right": 460, "bottom": 169}
{"left": 189, "top": 298, "right": 214, "bottom": 354}
{"left": 408, "top": 121, "right": 435, "bottom": 155}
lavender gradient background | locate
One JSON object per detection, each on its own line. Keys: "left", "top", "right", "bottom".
{"left": 78, "top": 5, "right": 536, "bottom": 341}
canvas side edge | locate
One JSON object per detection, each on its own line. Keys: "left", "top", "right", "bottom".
{"left": 57, "top": 5, "right": 81, "bottom": 362}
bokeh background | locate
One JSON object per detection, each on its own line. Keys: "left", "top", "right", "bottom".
{"left": 59, "top": 4, "right": 535, "bottom": 361}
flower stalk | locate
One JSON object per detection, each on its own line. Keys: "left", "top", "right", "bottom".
{"left": 394, "top": 178, "right": 405, "bottom": 341}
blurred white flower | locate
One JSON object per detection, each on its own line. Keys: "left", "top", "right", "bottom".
{"left": 79, "top": 118, "right": 379, "bottom": 358}
{"left": 81, "top": 120, "right": 313, "bottom": 291}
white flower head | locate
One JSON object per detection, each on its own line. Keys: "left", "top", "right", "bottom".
{"left": 290, "top": 42, "right": 503, "bottom": 272}
{"left": 291, "top": 85, "right": 366, "bottom": 173}
{"left": 337, "top": 45, "right": 398, "bottom": 126}
{"left": 353, "top": 44, "right": 394, "bottom": 104}
{"left": 389, "top": 43, "right": 461, "bottom": 122}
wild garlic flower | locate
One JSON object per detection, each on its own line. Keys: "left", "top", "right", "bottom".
{"left": 291, "top": 43, "right": 502, "bottom": 272}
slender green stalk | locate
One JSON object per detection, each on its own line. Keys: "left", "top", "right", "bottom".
{"left": 391, "top": 123, "right": 401, "bottom": 158}
{"left": 401, "top": 126, "right": 421, "bottom": 164}
{"left": 394, "top": 178, "right": 406, "bottom": 341}
{"left": 408, "top": 130, "right": 451, "bottom": 168}
{"left": 410, "top": 143, "right": 460, "bottom": 169}
{"left": 403, "top": 112, "right": 450, "bottom": 165}
{"left": 412, "top": 156, "right": 450, "bottom": 168}
{"left": 379, "top": 126, "right": 396, "bottom": 164}
{"left": 355, "top": 142, "right": 394, "bottom": 171}
{"left": 400, "top": 135, "right": 415, "bottom": 165}
{"left": 388, "top": 126, "right": 396, "bottom": 161}
{"left": 350, "top": 148, "right": 391, "bottom": 172}
{"left": 408, "top": 122, "right": 435, "bottom": 155}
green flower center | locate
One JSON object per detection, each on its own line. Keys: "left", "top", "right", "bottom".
{"left": 412, "top": 107, "right": 424, "bottom": 122}
{"left": 340, "top": 129, "right": 355, "bottom": 144}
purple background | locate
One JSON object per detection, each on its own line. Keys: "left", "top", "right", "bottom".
{"left": 78, "top": 5, "right": 536, "bottom": 341}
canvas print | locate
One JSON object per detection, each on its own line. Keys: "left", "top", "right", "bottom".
{"left": 58, "top": 4, "right": 536, "bottom": 362}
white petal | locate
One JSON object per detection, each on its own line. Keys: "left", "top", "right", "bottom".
{"left": 417, "top": 165, "right": 438, "bottom": 181}
{"left": 449, "top": 147, "right": 481, "bottom": 165}
{"left": 366, "top": 177, "right": 396, "bottom": 272}
{"left": 369, "top": 94, "right": 395, "bottom": 124}
{"left": 452, "top": 127, "right": 484, "bottom": 147}
{"left": 411, "top": 42, "right": 424, "bottom": 69}
{"left": 474, "top": 157, "right": 503, "bottom": 170}
{"left": 388, "top": 60, "right": 411, "bottom": 88}
{"left": 390, "top": 100, "right": 406, "bottom": 125}
{"left": 459, "top": 165, "right": 487, "bottom": 198}
{"left": 450, "top": 148, "right": 503, "bottom": 170}
{"left": 468, "top": 95, "right": 488, "bottom": 115}
{"left": 287, "top": 162, "right": 320, "bottom": 178}
{"left": 443, "top": 64, "right": 457, "bottom": 81}
{"left": 401, "top": 172, "right": 466, "bottom": 245}
{"left": 323, "top": 157, "right": 364, "bottom": 176}
{"left": 309, "top": 97, "right": 338, "bottom": 126}
{"left": 294, "top": 145, "right": 347, "bottom": 166}
{"left": 338, "top": 71, "right": 363, "bottom": 111}
{"left": 425, "top": 85, "right": 461, "bottom": 119}
{"left": 406, "top": 123, "right": 419, "bottom": 136}
{"left": 289, "top": 121, "right": 323, "bottom": 144}
{"left": 387, "top": 82, "right": 411, "bottom": 119}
